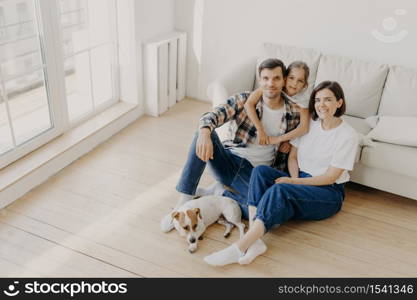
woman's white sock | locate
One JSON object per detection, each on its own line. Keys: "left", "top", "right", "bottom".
{"left": 203, "top": 244, "right": 243, "bottom": 266}
{"left": 238, "top": 239, "right": 267, "bottom": 265}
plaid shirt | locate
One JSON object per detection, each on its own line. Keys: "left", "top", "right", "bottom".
{"left": 199, "top": 92, "right": 301, "bottom": 171}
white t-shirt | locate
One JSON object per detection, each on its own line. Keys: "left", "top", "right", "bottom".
{"left": 230, "top": 103, "right": 285, "bottom": 167}
{"left": 290, "top": 119, "right": 359, "bottom": 184}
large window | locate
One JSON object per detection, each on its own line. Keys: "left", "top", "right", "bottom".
{"left": 58, "top": 0, "right": 118, "bottom": 122}
{"left": 0, "top": 0, "right": 119, "bottom": 168}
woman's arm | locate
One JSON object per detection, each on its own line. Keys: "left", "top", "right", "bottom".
{"left": 244, "top": 88, "right": 268, "bottom": 145}
{"left": 287, "top": 145, "right": 299, "bottom": 178}
{"left": 269, "top": 108, "right": 310, "bottom": 145}
{"left": 275, "top": 166, "right": 344, "bottom": 186}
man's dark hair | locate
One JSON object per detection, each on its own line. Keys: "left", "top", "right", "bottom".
{"left": 258, "top": 58, "right": 286, "bottom": 77}
{"left": 309, "top": 81, "right": 347, "bottom": 121}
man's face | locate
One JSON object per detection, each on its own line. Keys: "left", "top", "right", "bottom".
{"left": 259, "top": 67, "right": 285, "bottom": 99}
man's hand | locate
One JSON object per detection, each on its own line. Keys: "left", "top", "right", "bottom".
{"left": 275, "top": 177, "right": 294, "bottom": 184}
{"left": 196, "top": 128, "right": 213, "bottom": 162}
{"left": 279, "top": 141, "right": 291, "bottom": 153}
{"left": 257, "top": 129, "right": 268, "bottom": 145}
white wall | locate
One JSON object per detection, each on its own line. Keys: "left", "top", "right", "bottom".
{"left": 175, "top": 0, "right": 417, "bottom": 101}
{"left": 134, "top": 0, "right": 175, "bottom": 109}
{"left": 136, "top": 0, "right": 175, "bottom": 41}
{"left": 174, "top": 0, "right": 205, "bottom": 101}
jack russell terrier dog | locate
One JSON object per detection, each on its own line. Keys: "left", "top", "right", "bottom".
{"left": 171, "top": 195, "right": 245, "bottom": 253}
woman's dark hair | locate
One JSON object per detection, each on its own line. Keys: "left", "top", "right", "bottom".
{"left": 258, "top": 58, "right": 286, "bottom": 77}
{"left": 309, "top": 81, "right": 346, "bottom": 120}
{"left": 285, "top": 61, "right": 310, "bottom": 85}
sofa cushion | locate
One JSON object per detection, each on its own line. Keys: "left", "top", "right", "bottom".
{"left": 367, "top": 116, "right": 417, "bottom": 147}
{"left": 342, "top": 115, "right": 372, "bottom": 135}
{"left": 360, "top": 141, "right": 417, "bottom": 179}
{"left": 256, "top": 43, "right": 321, "bottom": 107}
{"left": 315, "top": 54, "right": 388, "bottom": 118}
{"left": 378, "top": 65, "right": 417, "bottom": 116}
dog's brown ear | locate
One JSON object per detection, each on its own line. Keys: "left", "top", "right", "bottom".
{"left": 171, "top": 211, "right": 180, "bottom": 220}
{"left": 188, "top": 207, "right": 202, "bottom": 219}
{"left": 194, "top": 208, "right": 202, "bottom": 219}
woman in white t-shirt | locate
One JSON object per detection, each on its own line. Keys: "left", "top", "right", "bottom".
{"left": 204, "top": 81, "right": 359, "bottom": 266}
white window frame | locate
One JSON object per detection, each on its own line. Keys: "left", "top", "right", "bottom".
{"left": 0, "top": 0, "right": 120, "bottom": 169}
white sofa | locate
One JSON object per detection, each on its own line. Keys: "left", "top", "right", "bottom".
{"left": 207, "top": 43, "right": 417, "bottom": 201}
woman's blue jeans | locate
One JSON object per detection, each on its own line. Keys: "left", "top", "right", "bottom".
{"left": 248, "top": 165, "right": 345, "bottom": 232}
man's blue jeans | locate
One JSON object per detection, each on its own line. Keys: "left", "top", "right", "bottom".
{"left": 176, "top": 130, "right": 252, "bottom": 219}
{"left": 248, "top": 165, "right": 345, "bottom": 232}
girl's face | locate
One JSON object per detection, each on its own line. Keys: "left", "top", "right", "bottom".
{"left": 285, "top": 67, "right": 307, "bottom": 96}
{"left": 314, "top": 88, "right": 343, "bottom": 120}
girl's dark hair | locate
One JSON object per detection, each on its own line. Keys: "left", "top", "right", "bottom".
{"left": 309, "top": 81, "right": 346, "bottom": 120}
{"left": 285, "top": 61, "right": 310, "bottom": 84}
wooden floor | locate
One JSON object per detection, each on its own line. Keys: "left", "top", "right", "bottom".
{"left": 1, "top": 98, "right": 417, "bottom": 277}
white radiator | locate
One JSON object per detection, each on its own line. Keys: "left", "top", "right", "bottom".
{"left": 143, "top": 31, "right": 187, "bottom": 117}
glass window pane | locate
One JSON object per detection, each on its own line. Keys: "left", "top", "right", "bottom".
{"left": 59, "top": 0, "right": 88, "bottom": 54}
{"left": 59, "top": 0, "right": 113, "bottom": 55}
{"left": 0, "top": 7, "right": 6, "bottom": 40}
{"left": 0, "top": 0, "right": 54, "bottom": 153}
{"left": 65, "top": 52, "right": 93, "bottom": 120}
{"left": 0, "top": 0, "right": 41, "bottom": 81}
{"left": 91, "top": 44, "right": 113, "bottom": 106}
{"left": 59, "top": 0, "right": 118, "bottom": 122}
{"left": 0, "top": 35, "right": 43, "bottom": 81}
{"left": 6, "top": 69, "right": 52, "bottom": 145}
{"left": 0, "top": 98, "right": 13, "bottom": 154}
{"left": 87, "top": 0, "right": 112, "bottom": 47}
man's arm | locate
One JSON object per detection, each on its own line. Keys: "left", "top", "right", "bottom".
{"left": 196, "top": 93, "right": 245, "bottom": 162}
{"left": 198, "top": 94, "right": 245, "bottom": 132}
{"left": 196, "top": 127, "right": 213, "bottom": 162}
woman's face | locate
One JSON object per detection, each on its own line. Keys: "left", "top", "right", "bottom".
{"left": 314, "top": 88, "right": 343, "bottom": 120}
{"left": 285, "top": 67, "right": 307, "bottom": 96}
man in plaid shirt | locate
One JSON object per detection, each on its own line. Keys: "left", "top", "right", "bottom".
{"left": 161, "top": 58, "right": 302, "bottom": 232}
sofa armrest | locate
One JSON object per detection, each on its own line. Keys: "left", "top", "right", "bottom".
{"left": 207, "top": 57, "right": 258, "bottom": 107}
